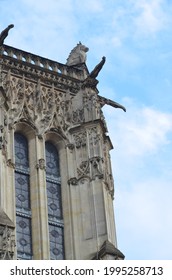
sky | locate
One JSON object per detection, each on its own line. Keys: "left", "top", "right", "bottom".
{"left": 0, "top": 0, "right": 172, "bottom": 260}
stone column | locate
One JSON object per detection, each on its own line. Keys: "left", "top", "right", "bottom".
{"left": 30, "top": 136, "right": 49, "bottom": 259}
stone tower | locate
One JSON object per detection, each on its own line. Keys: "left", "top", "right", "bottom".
{"left": 0, "top": 28, "right": 125, "bottom": 260}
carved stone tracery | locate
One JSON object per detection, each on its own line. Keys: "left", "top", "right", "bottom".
{"left": 77, "top": 160, "right": 90, "bottom": 178}
{"left": 102, "top": 140, "right": 114, "bottom": 197}
{"left": 88, "top": 126, "right": 101, "bottom": 157}
{"left": 73, "top": 130, "right": 87, "bottom": 149}
{"left": 0, "top": 225, "right": 15, "bottom": 260}
{"left": 2, "top": 73, "right": 81, "bottom": 136}
{"left": 0, "top": 122, "right": 8, "bottom": 158}
{"left": 0, "top": 209, "right": 15, "bottom": 260}
{"left": 1, "top": 61, "right": 115, "bottom": 194}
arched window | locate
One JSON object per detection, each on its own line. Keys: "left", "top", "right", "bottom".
{"left": 14, "top": 133, "right": 32, "bottom": 259}
{"left": 45, "top": 141, "right": 64, "bottom": 259}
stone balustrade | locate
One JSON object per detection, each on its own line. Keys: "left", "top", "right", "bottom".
{"left": 1, "top": 44, "right": 85, "bottom": 80}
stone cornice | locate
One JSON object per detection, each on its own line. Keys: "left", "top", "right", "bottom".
{"left": 0, "top": 44, "right": 84, "bottom": 93}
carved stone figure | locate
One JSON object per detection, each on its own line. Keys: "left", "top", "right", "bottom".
{"left": 36, "top": 158, "right": 46, "bottom": 170}
{"left": 89, "top": 56, "right": 106, "bottom": 79}
{"left": 66, "top": 42, "right": 89, "bottom": 66}
{"left": 98, "top": 95, "right": 126, "bottom": 112}
{"left": 0, "top": 24, "right": 14, "bottom": 46}
{"left": 90, "top": 156, "right": 103, "bottom": 179}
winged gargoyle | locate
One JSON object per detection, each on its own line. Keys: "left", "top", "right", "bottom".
{"left": 0, "top": 24, "right": 14, "bottom": 46}
{"left": 89, "top": 56, "right": 106, "bottom": 79}
{"left": 83, "top": 56, "right": 126, "bottom": 112}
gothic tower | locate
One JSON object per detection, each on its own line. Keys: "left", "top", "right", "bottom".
{"left": 0, "top": 27, "right": 125, "bottom": 260}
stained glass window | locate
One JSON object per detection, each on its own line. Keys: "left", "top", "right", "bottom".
{"left": 49, "top": 225, "right": 64, "bottom": 260}
{"left": 15, "top": 133, "right": 29, "bottom": 169}
{"left": 16, "top": 216, "right": 32, "bottom": 258}
{"left": 14, "top": 133, "right": 32, "bottom": 260}
{"left": 45, "top": 142, "right": 65, "bottom": 260}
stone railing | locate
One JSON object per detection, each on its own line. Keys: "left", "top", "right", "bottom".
{"left": 0, "top": 44, "right": 86, "bottom": 80}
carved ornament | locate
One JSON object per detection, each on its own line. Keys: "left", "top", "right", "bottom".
{"left": 66, "top": 143, "right": 75, "bottom": 150}
{"left": 90, "top": 156, "right": 104, "bottom": 180}
{"left": 68, "top": 177, "right": 78, "bottom": 185}
{"left": 73, "top": 130, "right": 87, "bottom": 149}
{"left": 36, "top": 158, "right": 46, "bottom": 170}
{"left": 6, "top": 159, "right": 15, "bottom": 169}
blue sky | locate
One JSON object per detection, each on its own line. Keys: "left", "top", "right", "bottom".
{"left": 1, "top": 0, "right": 172, "bottom": 260}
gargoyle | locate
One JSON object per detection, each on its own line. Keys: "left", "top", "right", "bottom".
{"left": 98, "top": 95, "right": 126, "bottom": 112}
{"left": 0, "top": 24, "right": 14, "bottom": 46}
{"left": 81, "top": 55, "right": 126, "bottom": 112}
{"left": 66, "top": 42, "right": 89, "bottom": 66}
{"left": 89, "top": 56, "right": 106, "bottom": 79}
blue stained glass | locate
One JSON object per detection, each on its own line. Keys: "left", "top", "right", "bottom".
{"left": 45, "top": 142, "right": 60, "bottom": 178}
{"left": 45, "top": 141, "right": 64, "bottom": 260}
{"left": 15, "top": 173, "right": 30, "bottom": 210}
{"left": 47, "top": 181, "right": 62, "bottom": 219}
{"left": 15, "top": 133, "right": 29, "bottom": 168}
{"left": 14, "top": 133, "right": 32, "bottom": 260}
{"left": 45, "top": 142, "right": 62, "bottom": 221}
{"left": 16, "top": 216, "right": 32, "bottom": 259}
{"left": 49, "top": 224, "right": 64, "bottom": 260}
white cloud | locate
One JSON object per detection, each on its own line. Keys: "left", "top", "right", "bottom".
{"left": 132, "top": 0, "right": 169, "bottom": 35}
{"left": 104, "top": 101, "right": 172, "bottom": 157}
{"left": 1, "top": 0, "right": 79, "bottom": 61}
{"left": 73, "top": 0, "right": 104, "bottom": 13}
{"left": 105, "top": 99, "right": 172, "bottom": 259}
{"left": 111, "top": 36, "right": 122, "bottom": 48}
{"left": 115, "top": 178, "right": 172, "bottom": 259}
{"left": 117, "top": 179, "right": 172, "bottom": 232}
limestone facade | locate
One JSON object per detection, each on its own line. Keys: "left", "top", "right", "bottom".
{"left": 0, "top": 42, "right": 124, "bottom": 260}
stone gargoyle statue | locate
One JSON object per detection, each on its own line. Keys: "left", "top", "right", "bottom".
{"left": 0, "top": 24, "right": 14, "bottom": 46}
